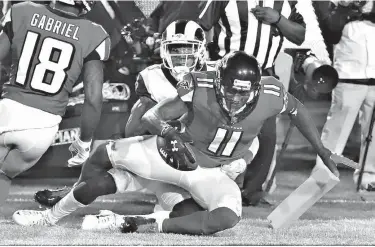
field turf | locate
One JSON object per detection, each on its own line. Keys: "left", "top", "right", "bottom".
{"left": 1, "top": 169, "right": 374, "bottom": 245}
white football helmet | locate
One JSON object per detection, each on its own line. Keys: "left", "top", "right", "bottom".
{"left": 160, "top": 20, "right": 207, "bottom": 76}
{"left": 55, "top": 0, "right": 95, "bottom": 14}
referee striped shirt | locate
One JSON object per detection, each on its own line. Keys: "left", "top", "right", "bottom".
{"left": 198, "top": 0, "right": 305, "bottom": 70}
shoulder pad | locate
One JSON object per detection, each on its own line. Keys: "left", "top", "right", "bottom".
{"left": 205, "top": 61, "right": 218, "bottom": 71}
{"left": 192, "top": 71, "right": 215, "bottom": 88}
{"left": 146, "top": 64, "right": 162, "bottom": 71}
{"left": 260, "top": 76, "right": 286, "bottom": 99}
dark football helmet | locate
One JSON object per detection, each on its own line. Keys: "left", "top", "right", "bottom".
{"left": 56, "top": 0, "right": 95, "bottom": 15}
{"left": 160, "top": 20, "right": 206, "bottom": 76}
{"left": 215, "top": 51, "right": 262, "bottom": 124}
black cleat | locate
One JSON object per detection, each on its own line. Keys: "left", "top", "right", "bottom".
{"left": 34, "top": 186, "right": 70, "bottom": 207}
{"left": 242, "top": 191, "right": 273, "bottom": 207}
{"left": 120, "top": 216, "right": 157, "bottom": 233}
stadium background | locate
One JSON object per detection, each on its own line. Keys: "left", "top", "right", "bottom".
{"left": 0, "top": 0, "right": 361, "bottom": 178}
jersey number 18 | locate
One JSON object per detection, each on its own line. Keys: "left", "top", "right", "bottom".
{"left": 16, "top": 31, "right": 74, "bottom": 95}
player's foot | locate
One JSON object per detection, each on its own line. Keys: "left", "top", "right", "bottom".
{"left": 81, "top": 210, "right": 125, "bottom": 231}
{"left": 242, "top": 191, "right": 273, "bottom": 207}
{"left": 34, "top": 186, "right": 70, "bottom": 207}
{"left": 120, "top": 216, "right": 158, "bottom": 233}
{"left": 13, "top": 210, "right": 53, "bottom": 226}
{"left": 67, "top": 141, "right": 90, "bottom": 167}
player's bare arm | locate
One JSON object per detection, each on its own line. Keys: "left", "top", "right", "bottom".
{"left": 142, "top": 95, "right": 189, "bottom": 136}
{"left": 80, "top": 59, "right": 104, "bottom": 141}
{"left": 125, "top": 97, "right": 156, "bottom": 137}
{"left": 142, "top": 87, "right": 195, "bottom": 166}
{"left": 251, "top": 2, "right": 305, "bottom": 45}
{"left": 0, "top": 9, "right": 11, "bottom": 61}
{"left": 282, "top": 92, "right": 339, "bottom": 177}
{"left": 0, "top": 30, "right": 10, "bottom": 61}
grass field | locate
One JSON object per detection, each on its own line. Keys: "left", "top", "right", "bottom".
{"left": 1, "top": 169, "right": 375, "bottom": 246}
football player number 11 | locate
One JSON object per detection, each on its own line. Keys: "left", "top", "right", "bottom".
{"left": 208, "top": 128, "right": 242, "bottom": 157}
{"left": 16, "top": 31, "right": 74, "bottom": 94}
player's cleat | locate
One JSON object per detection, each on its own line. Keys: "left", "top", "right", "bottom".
{"left": 13, "top": 210, "right": 53, "bottom": 226}
{"left": 81, "top": 210, "right": 125, "bottom": 231}
{"left": 34, "top": 186, "right": 70, "bottom": 207}
{"left": 242, "top": 191, "right": 273, "bottom": 207}
{"left": 120, "top": 216, "right": 157, "bottom": 233}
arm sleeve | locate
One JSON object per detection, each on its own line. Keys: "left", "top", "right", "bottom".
{"left": 84, "top": 36, "right": 111, "bottom": 63}
{"left": 198, "top": 0, "right": 228, "bottom": 31}
{"left": 135, "top": 73, "right": 152, "bottom": 99}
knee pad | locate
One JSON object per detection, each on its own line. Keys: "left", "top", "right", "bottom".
{"left": 107, "top": 168, "right": 134, "bottom": 193}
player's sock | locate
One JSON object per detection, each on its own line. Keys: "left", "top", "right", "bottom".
{"left": 162, "top": 207, "right": 239, "bottom": 235}
{"left": 45, "top": 190, "right": 85, "bottom": 224}
{"left": 0, "top": 171, "right": 11, "bottom": 205}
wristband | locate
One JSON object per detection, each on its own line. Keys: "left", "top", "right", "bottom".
{"left": 273, "top": 13, "right": 282, "bottom": 25}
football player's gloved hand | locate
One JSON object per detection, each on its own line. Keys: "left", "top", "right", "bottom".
{"left": 221, "top": 158, "right": 247, "bottom": 181}
{"left": 67, "top": 137, "right": 91, "bottom": 167}
{"left": 161, "top": 125, "right": 196, "bottom": 170}
{"left": 166, "top": 120, "right": 186, "bottom": 133}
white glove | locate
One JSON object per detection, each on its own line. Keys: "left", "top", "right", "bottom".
{"left": 67, "top": 138, "right": 91, "bottom": 167}
{"left": 221, "top": 158, "right": 247, "bottom": 181}
{"left": 145, "top": 36, "right": 155, "bottom": 48}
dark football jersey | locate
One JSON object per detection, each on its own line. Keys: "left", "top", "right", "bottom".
{"left": 1, "top": 2, "right": 111, "bottom": 116}
{"left": 177, "top": 71, "right": 297, "bottom": 168}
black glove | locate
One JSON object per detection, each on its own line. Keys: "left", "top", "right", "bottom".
{"left": 160, "top": 125, "right": 196, "bottom": 171}
{"left": 166, "top": 120, "right": 184, "bottom": 132}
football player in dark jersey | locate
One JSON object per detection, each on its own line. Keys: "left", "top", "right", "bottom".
{"left": 0, "top": 0, "right": 110, "bottom": 206}
{"left": 32, "top": 20, "right": 212, "bottom": 218}
{"left": 13, "top": 52, "right": 339, "bottom": 236}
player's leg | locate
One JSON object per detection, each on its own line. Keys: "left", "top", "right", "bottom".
{"left": 13, "top": 141, "right": 118, "bottom": 226}
{"left": 242, "top": 116, "right": 276, "bottom": 206}
{"left": 122, "top": 167, "right": 241, "bottom": 235}
{"left": 354, "top": 85, "right": 375, "bottom": 189}
{"left": 81, "top": 171, "right": 202, "bottom": 231}
{"left": 0, "top": 125, "right": 58, "bottom": 205}
{"left": 314, "top": 83, "right": 366, "bottom": 171}
{"left": 162, "top": 169, "right": 241, "bottom": 235}
{"left": 13, "top": 135, "right": 179, "bottom": 226}
{"left": 34, "top": 139, "right": 115, "bottom": 207}
{"left": 107, "top": 135, "right": 198, "bottom": 191}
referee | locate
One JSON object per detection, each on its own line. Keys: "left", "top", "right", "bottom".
{"left": 198, "top": 0, "right": 306, "bottom": 206}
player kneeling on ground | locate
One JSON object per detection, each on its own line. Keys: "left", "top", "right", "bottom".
{"left": 13, "top": 52, "right": 339, "bottom": 236}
